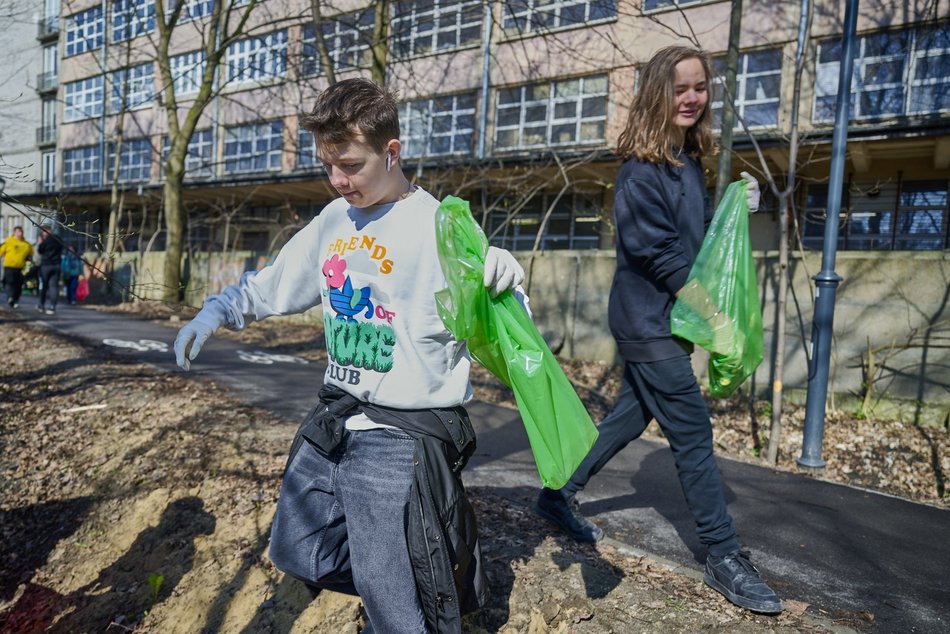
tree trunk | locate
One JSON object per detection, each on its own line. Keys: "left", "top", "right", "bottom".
{"left": 714, "top": 0, "right": 743, "bottom": 205}
{"left": 766, "top": 195, "right": 791, "bottom": 464}
{"left": 161, "top": 171, "right": 185, "bottom": 303}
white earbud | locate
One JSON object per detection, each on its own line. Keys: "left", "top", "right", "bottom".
{"left": 385, "top": 152, "right": 393, "bottom": 172}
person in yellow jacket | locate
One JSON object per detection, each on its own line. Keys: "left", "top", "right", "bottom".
{"left": 1, "top": 226, "right": 34, "bottom": 308}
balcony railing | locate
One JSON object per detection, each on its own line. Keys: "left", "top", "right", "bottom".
{"left": 37, "top": 71, "right": 58, "bottom": 93}
{"left": 36, "top": 126, "right": 56, "bottom": 146}
{"left": 37, "top": 16, "right": 59, "bottom": 40}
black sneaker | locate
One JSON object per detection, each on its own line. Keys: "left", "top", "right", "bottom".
{"left": 535, "top": 488, "right": 604, "bottom": 543}
{"left": 704, "top": 550, "right": 783, "bottom": 614}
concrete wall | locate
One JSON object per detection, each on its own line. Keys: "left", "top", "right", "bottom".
{"left": 100, "top": 247, "right": 950, "bottom": 424}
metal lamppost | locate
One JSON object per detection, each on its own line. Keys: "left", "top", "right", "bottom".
{"left": 798, "top": 0, "right": 860, "bottom": 468}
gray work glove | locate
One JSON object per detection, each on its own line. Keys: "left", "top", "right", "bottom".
{"left": 174, "top": 302, "right": 228, "bottom": 371}
{"left": 483, "top": 246, "right": 525, "bottom": 297}
{"left": 740, "top": 171, "right": 761, "bottom": 213}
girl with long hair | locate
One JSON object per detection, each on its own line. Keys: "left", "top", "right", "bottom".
{"left": 535, "top": 45, "right": 782, "bottom": 615}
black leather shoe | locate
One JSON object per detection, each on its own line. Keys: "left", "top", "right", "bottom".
{"left": 704, "top": 550, "right": 783, "bottom": 613}
{"left": 535, "top": 488, "right": 604, "bottom": 543}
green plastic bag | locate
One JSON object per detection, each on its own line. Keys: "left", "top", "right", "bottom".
{"left": 434, "top": 195, "right": 598, "bottom": 489}
{"left": 670, "top": 181, "right": 764, "bottom": 398}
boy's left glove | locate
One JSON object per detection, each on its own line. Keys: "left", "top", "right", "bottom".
{"left": 740, "top": 171, "right": 761, "bottom": 213}
{"left": 484, "top": 246, "right": 525, "bottom": 297}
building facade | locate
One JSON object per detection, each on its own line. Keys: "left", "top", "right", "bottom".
{"left": 0, "top": 0, "right": 57, "bottom": 241}
{"left": 8, "top": 0, "right": 950, "bottom": 255}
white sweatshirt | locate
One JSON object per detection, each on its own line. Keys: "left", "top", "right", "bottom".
{"left": 209, "top": 188, "right": 473, "bottom": 427}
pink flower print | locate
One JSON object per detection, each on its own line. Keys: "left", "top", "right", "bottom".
{"left": 322, "top": 254, "right": 347, "bottom": 289}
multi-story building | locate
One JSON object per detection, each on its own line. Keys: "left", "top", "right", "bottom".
{"left": 17, "top": 0, "right": 949, "bottom": 256}
{"left": 0, "top": 0, "right": 58, "bottom": 241}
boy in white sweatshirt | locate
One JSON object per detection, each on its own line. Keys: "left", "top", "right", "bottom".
{"left": 174, "top": 78, "right": 524, "bottom": 633}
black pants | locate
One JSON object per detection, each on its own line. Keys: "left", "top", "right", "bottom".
{"left": 2, "top": 267, "right": 24, "bottom": 304}
{"left": 563, "top": 355, "right": 740, "bottom": 557}
{"left": 38, "top": 265, "right": 61, "bottom": 309}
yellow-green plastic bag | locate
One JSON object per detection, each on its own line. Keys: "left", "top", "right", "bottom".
{"left": 670, "top": 181, "right": 764, "bottom": 398}
{"left": 434, "top": 195, "right": 598, "bottom": 489}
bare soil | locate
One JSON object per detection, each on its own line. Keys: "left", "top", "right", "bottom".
{"left": 2, "top": 300, "right": 943, "bottom": 633}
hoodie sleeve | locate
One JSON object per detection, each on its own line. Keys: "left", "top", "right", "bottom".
{"left": 206, "top": 216, "right": 324, "bottom": 330}
{"left": 615, "top": 174, "right": 691, "bottom": 296}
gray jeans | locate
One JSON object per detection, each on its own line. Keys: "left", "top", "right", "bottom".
{"left": 269, "top": 428, "right": 427, "bottom": 633}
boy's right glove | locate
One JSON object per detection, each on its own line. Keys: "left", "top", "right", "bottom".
{"left": 174, "top": 302, "right": 228, "bottom": 371}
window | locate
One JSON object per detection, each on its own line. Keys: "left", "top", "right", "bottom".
{"left": 299, "top": 24, "right": 323, "bottom": 77}
{"left": 41, "top": 152, "right": 57, "bottom": 192}
{"left": 503, "top": 0, "right": 615, "bottom": 34}
{"left": 391, "top": 0, "right": 482, "bottom": 58}
{"left": 170, "top": 50, "right": 207, "bottom": 95}
{"left": 112, "top": 0, "right": 156, "bottom": 42}
{"left": 177, "top": 0, "right": 213, "bottom": 20}
{"left": 65, "top": 6, "right": 103, "bottom": 57}
{"left": 815, "top": 23, "right": 950, "bottom": 122}
{"left": 110, "top": 63, "right": 154, "bottom": 112}
{"left": 802, "top": 180, "right": 949, "bottom": 251}
{"left": 107, "top": 137, "right": 153, "bottom": 183}
{"left": 494, "top": 74, "right": 607, "bottom": 150}
{"left": 896, "top": 181, "right": 949, "bottom": 249}
{"left": 223, "top": 121, "right": 283, "bottom": 174}
{"left": 487, "top": 191, "right": 602, "bottom": 250}
{"left": 43, "top": 44, "right": 58, "bottom": 74}
{"left": 40, "top": 99, "right": 56, "bottom": 143}
{"left": 297, "top": 128, "right": 316, "bottom": 168}
{"left": 910, "top": 25, "right": 950, "bottom": 114}
{"left": 642, "top": 0, "right": 702, "bottom": 10}
{"left": 226, "top": 30, "right": 288, "bottom": 84}
{"left": 163, "top": 129, "right": 215, "bottom": 180}
{"left": 400, "top": 93, "right": 476, "bottom": 158}
{"left": 63, "top": 145, "right": 101, "bottom": 188}
{"left": 64, "top": 75, "right": 104, "bottom": 122}
{"left": 311, "top": 9, "right": 375, "bottom": 72}
{"left": 712, "top": 48, "right": 783, "bottom": 130}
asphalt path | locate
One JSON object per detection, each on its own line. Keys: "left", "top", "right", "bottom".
{"left": 23, "top": 298, "right": 950, "bottom": 633}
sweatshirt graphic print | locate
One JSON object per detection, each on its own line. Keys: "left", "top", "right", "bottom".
{"left": 211, "top": 188, "right": 472, "bottom": 413}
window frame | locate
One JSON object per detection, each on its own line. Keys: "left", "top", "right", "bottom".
{"left": 64, "top": 75, "right": 105, "bottom": 123}
{"left": 400, "top": 92, "right": 477, "bottom": 158}
{"left": 487, "top": 191, "right": 603, "bottom": 251}
{"left": 170, "top": 50, "right": 207, "bottom": 96}
{"left": 64, "top": 6, "right": 103, "bottom": 58}
{"left": 63, "top": 145, "right": 102, "bottom": 188}
{"left": 112, "top": 0, "right": 156, "bottom": 43}
{"left": 223, "top": 121, "right": 284, "bottom": 175}
{"left": 107, "top": 137, "right": 154, "bottom": 183}
{"left": 307, "top": 9, "right": 375, "bottom": 73}
{"left": 391, "top": 0, "right": 483, "bottom": 59}
{"left": 226, "top": 29, "right": 289, "bottom": 85}
{"left": 110, "top": 63, "right": 155, "bottom": 113}
{"left": 711, "top": 47, "right": 784, "bottom": 131}
{"left": 162, "top": 129, "right": 215, "bottom": 180}
{"left": 493, "top": 74, "right": 608, "bottom": 151}
{"left": 814, "top": 24, "right": 950, "bottom": 122}
{"left": 501, "top": 0, "right": 616, "bottom": 36}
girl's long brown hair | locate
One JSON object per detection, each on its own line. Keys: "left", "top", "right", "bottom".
{"left": 616, "top": 45, "right": 717, "bottom": 166}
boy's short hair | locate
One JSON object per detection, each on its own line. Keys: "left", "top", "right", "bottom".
{"left": 300, "top": 78, "right": 399, "bottom": 153}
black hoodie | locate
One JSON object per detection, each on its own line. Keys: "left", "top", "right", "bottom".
{"left": 608, "top": 153, "right": 713, "bottom": 362}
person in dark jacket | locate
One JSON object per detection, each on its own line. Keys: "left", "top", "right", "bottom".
{"left": 36, "top": 224, "right": 64, "bottom": 315}
{"left": 174, "top": 79, "right": 529, "bottom": 633}
{"left": 533, "top": 45, "right": 782, "bottom": 615}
